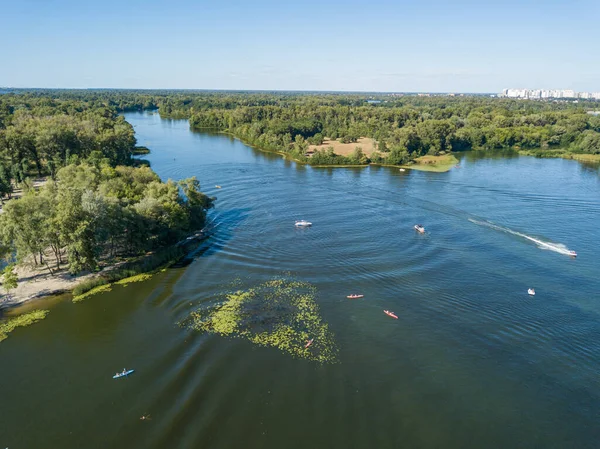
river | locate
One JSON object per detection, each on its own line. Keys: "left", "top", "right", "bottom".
{"left": 1, "top": 111, "right": 599, "bottom": 448}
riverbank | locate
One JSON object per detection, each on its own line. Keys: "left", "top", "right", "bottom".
{"left": 0, "top": 262, "right": 97, "bottom": 311}
{"left": 0, "top": 234, "right": 205, "bottom": 312}
{"left": 539, "top": 152, "right": 600, "bottom": 163}
{"left": 199, "top": 128, "right": 462, "bottom": 171}
{"left": 511, "top": 148, "right": 600, "bottom": 164}
{"left": 400, "top": 154, "right": 459, "bottom": 172}
{"left": 566, "top": 153, "right": 600, "bottom": 162}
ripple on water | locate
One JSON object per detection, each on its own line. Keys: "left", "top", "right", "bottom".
{"left": 3, "top": 112, "right": 593, "bottom": 448}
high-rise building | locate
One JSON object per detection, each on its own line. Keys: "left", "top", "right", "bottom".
{"left": 500, "top": 88, "right": 599, "bottom": 100}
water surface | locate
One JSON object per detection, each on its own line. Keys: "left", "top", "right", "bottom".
{"left": 1, "top": 111, "right": 599, "bottom": 448}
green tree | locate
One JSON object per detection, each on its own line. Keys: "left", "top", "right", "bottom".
{"left": 2, "top": 264, "right": 18, "bottom": 299}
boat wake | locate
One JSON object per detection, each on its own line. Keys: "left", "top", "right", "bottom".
{"left": 468, "top": 219, "right": 576, "bottom": 257}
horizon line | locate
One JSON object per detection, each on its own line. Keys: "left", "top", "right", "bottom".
{"left": 0, "top": 86, "right": 497, "bottom": 95}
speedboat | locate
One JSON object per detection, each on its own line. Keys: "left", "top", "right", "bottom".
{"left": 399, "top": 168, "right": 406, "bottom": 172}
{"left": 528, "top": 288, "right": 536, "bottom": 296}
{"left": 568, "top": 250, "right": 577, "bottom": 257}
{"left": 215, "top": 185, "right": 222, "bottom": 189}
{"left": 384, "top": 310, "right": 398, "bottom": 319}
{"left": 295, "top": 220, "right": 312, "bottom": 227}
{"left": 414, "top": 224, "right": 425, "bottom": 233}
{"left": 346, "top": 294, "right": 364, "bottom": 299}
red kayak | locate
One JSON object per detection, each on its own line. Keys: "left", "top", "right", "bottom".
{"left": 347, "top": 294, "right": 364, "bottom": 299}
{"left": 305, "top": 338, "right": 314, "bottom": 348}
{"left": 384, "top": 310, "right": 398, "bottom": 319}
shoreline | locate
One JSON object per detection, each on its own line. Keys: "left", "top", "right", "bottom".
{"left": 193, "top": 128, "right": 461, "bottom": 171}
{"left": 0, "top": 263, "right": 97, "bottom": 312}
{"left": 0, "top": 233, "right": 207, "bottom": 314}
{"left": 187, "top": 123, "right": 600, "bottom": 169}
{"left": 521, "top": 151, "right": 600, "bottom": 163}
{"left": 400, "top": 154, "right": 460, "bottom": 172}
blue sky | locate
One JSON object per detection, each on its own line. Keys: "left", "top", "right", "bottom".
{"left": 2, "top": 0, "right": 599, "bottom": 92}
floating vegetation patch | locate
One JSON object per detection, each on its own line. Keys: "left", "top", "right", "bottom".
{"left": 0, "top": 309, "right": 49, "bottom": 343}
{"left": 115, "top": 273, "right": 153, "bottom": 286}
{"left": 186, "top": 278, "right": 339, "bottom": 363}
{"left": 73, "top": 284, "right": 112, "bottom": 303}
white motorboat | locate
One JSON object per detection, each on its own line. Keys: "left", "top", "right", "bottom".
{"left": 414, "top": 224, "right": 425, "bottom": 233}
{"left": 295, "top": 220, "right": 312, "bottom": 227}
{"left": 528, "top": 288, "right": 536, "bottom": 296}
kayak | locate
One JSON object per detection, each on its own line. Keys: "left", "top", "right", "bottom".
{"left": 346, "top": 294, "right": 364, "bottom": 299}
{"left": 384, "top": 310, "right": 398, "bottom": 319}
{"left": 305, "top": 339, "right": 314, "bottom": 348}
{"left": 113, "top": 369, "right": 135, "bottom": 379}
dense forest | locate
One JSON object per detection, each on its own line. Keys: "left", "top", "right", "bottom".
{"left": 0, "top": 92, "right": 213, "bottom": 276}
{"left": 180, "top": 95, "right": 600, "bottom": 165}
{"left": 3, "top": 90, "right": 599, "bottom": 168}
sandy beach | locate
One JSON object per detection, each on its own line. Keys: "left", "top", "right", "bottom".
{"left": 0, "top": 262, "right": 96, "bottom": 310}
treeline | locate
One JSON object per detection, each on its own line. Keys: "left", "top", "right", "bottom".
{"left": 0, "top": 94, "right": 138, "bottom": 196}
{"left": 2, "top": 90, "right": 599, "bottom": 168}
{"left": 0, "top": 92, "right": 214, "bottom": 275}
{"left": 184, "top": 96, "right": 600, "bottom": 164}
{"left": 0, "top": 161, "right": 212, "bottom": 274}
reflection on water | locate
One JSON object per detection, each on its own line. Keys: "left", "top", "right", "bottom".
{"left": 459, "top": 148, "right": 520, "bottom": 162}
{"left": 1, "top": 110, "right": 600, "bottom": 449}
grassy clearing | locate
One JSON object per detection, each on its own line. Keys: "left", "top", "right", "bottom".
{"left": 0, "top": 309, "right": 49, "bottom": 343}
{"left": 401, "top": 154, "right": 459, "bottom": 172}
{"left": 308, "top": 137, "right": 378, "bottom": 156}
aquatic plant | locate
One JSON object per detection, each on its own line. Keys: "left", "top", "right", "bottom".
{"left": 187, "top": 278, "right": 339, "bottom": 363}
{"left": 115, "top": 273, "right": 153, "bottom": 286}
{"left": 72, "top": 246, "right": 184, "bottom": 298}
{"left": 72, "top": 277, "right": 109, "bottom": 297}
{"left": 0, "top": 309, "right": 49, "bottom": 342}
{"left": 72, "top": 284, "right": 112, "bottom": 302}
{"left": 72, "top": 273, "right": 151, "bottom": 302}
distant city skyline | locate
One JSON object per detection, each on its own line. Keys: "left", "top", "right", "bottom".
{"left": 501, "top": 88, "right": 600, "bottom": 100}
{"left": 2, "top": 0, "right": 600, "bottom": 92}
